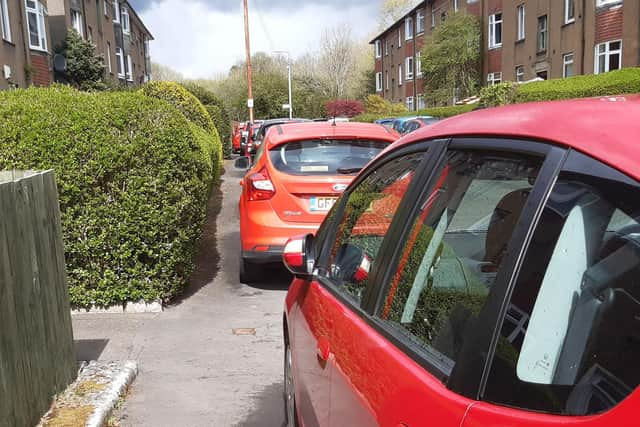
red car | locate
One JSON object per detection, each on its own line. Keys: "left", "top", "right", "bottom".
{"left": 236, "top": 122, "right": 397, "bottom": 283}
{"left": 232, "top": 123, "right": 246, "bottom": 154}
{"left": 282, "top": 96, "right": 640, "bottom": 426}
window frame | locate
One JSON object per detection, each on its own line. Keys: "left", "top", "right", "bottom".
{"left": 595, "top": 40, "right": 622, "bottom": 74}
{"left": 405, "top": 56, "right": 414, "bottom": 80}
{"left": 516, "top": 4, "right": 525, "bottom": 41}
{"left": 398, "top": 64, "right": 403, "bottom": 86}
{"left": 416, "top": 10, "right": 425, "bottom": 34}
{"left": 112, "top": 0, "right": 120, "bottom": 23}
{"left": 106, "top": 41, "right": 112, "bottom": 73}
{"left": 364, "top": 137, "right": 567, "bottom": 397}
{"left": 71, "top": 9, "right": 83, "bottom": 37}
{"left": 563, "top": 52, "right": 574, "bottom": 77}
{"left": 121, "top": 6, "right": 130, "bottom": 34}
{"left": 564, "top": 0, "right": 575, "bottom": 24}
{"left": 25, "top": 0, "right": 47, "bottom": 52}
{"left": 1, "top": 0, "right": 11, "bottom": 42}
{"left": 488, "top": 13, "right": 503, "bottom": 49}
{"left": 375, "top": 71, "right": 383, "bottom": 92}
{"left": 537, "top": 15, "right": 548, "bottom": 52}
{"left": 415, "top": 51, "right": 422, "bottom": 77}
{"left": 515, "top": 65, "right": 525, "bottom": 82}
{"left": 115, "top": 46, "right": 125, "bottom": 78}
{"left": 126, "top": 53, "right": 133, "bottom": 81}
{"left": 405, "top": 16, "right": 413, "bottom": 40}
{"left": 596, "top": 0, "right": 622, "bottom": 8}
{"left": 375, "top": 39, "right": 381, "bottom": 58}
{"left": 405, "top": 96, "right": 414, "bottom": 111}
{"left": 487, "top": 72, "right": 502, "bottom": 85}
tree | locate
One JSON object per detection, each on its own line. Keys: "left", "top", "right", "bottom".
{"left": 56, "top": 29, "right": 105, "bottom": 90}
{"left": 379, "top": 0, "right": 421, "bottom": 29}
{"left": 421, "top": 12, "right": 481, "bottom": 105}
{"left": 319, "top": 25, "right": 357, "bottom": 99}
{"left": 364, "top": 94, "right": 407, "bottom": 115}
{"left": 151, "top": 62, "right": 184, "bottom": 82}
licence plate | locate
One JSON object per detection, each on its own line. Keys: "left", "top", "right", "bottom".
{"left": 310, "top": 197, "right": 337, "bottom": 212}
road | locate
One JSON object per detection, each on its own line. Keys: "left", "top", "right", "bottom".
{"left": 72, "top": 159, "right": 291, "bottom": 426}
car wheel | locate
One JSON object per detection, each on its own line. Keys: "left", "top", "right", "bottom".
{"left": 239, "top": 257, "right": 259, "bottom": 284}
{"left": 284, "top": 342, "right": 298, "bottom": 427}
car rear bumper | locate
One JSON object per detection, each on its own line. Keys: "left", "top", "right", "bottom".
{"left": 242, "top": 247, "right": 285, "bottom": 264}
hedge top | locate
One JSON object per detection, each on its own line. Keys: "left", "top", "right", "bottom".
{"left": 389, "top": 95, "right": 640, "bottom": 181}
{"left": 142, "top": 81, "right": 215, "bottom": 133}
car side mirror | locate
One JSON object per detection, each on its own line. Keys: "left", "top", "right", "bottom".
{"left": 234, "top": 157, "right": 250, "bottom": 170}
{"left": 283, "top": 234, "right": 315, "bottom": 278}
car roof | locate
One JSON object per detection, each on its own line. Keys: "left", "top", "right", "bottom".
{"left": 393, "top": 95, "right": 640, "bottom": 181}
{"left": 264, "top": 122, "right": 398, "bottom": 148}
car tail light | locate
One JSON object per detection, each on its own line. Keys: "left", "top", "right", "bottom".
{"left": 247, "top": 167, "right": 275, "bottom": 201}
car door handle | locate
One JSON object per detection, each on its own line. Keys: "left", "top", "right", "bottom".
{"left": 316, "top": 337, "right": 331, "bottom": 363}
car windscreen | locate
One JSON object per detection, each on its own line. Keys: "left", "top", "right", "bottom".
{"left": 269, "top": 139, "right": 389, "bottom": 176}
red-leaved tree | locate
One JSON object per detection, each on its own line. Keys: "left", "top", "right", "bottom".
{"left": 325, "top": 99, "right": 365, "bottom": 118}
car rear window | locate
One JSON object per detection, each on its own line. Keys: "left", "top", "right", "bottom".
{"left": 269, "top": 139, "right": 389, "bottom": 176}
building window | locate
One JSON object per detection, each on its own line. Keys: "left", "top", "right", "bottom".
{"left": 376, "top": 72, "right": 383, "bottom": 92}
{"left": 517, "top": 5, "right": 525, "bottom": 41}
{"left": 126, "top": 54, "right": 133, "bottom": 81}
{"left": 406, "top": 96, "right": 414, "bottom": 111}
{"left": 106, "top": 41, "right": 112, "bottom": 73}
{"left": 417, "top": 94, "right": 425, "bottom": 110}
{"left": 453, "top": 0, "right": 459, "bottom": 12}
{"left": 112, "top": 0, "right": 120, "bottom": 23}
{"left": 398, "top": 29, "right": 402, "bottom": 47}
{"left": 384, "top": 39, "right": 389, "bottom": 56}
{"left": 487, "top": 72, "right": 502, "bottom": 85}
{"left": 405, "top": 17, "right": 413, "bottom": 40}
{"left": 1, "top": 0, "right": 11, "bottom": 42}
{"left": 515, "top": 65, "right": 524, "bottom": 82}
{"left": 431, "top": 9, "right": 436, "bottom": 28}
{"left": 116, "top": 47, "right": 125, "bottom": 78}
{"left": 121, "top": 6, "right": 130, "bottom": 34}
{"left": 488, "top": 13, "right": 502, "bottom": 48}
{"left": 416, "top": 10, "right": 425, "bottom": 33}
{"left": 25, "top": 0, "right": 47, "bottom": 52}
{"left": 385, "top": 70, "right": 389, "bottom": 90}
{"left": 595, "top": 40, "right": 622, "bottom": 74}
{"left": 563, "top": 52, "right": 574, "bottom": 77}
{"left": 71, "top": 9, "right": 83, "bottom": 37}
{"left": 537, "top": 15, "right": 548, "bottom": 52}
{"left": 564, "top": 0, "right": 575, "bottom": 23}
{"left": 104, "top": 0, "right": 109, "bottom": 16}
{"left": 416, "top": 51, "right": 422, "bottom": 77}
{"left": 405, "top": 57, "right": 414, "bottom": 80}
{"left": 596, "top": 0, "right": 622, "bottom": 7}
{"left": 375, "top": 40, "right": 382, "bottom": 58}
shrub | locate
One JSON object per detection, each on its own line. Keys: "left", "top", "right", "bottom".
{"left": 325, "top": 99, "right": 365, "bottom": 118}
{"left": 55, "top": 29, "right": 106, "bottom": 91}
{"left": 364, "top": 94, "right": 407, "bottom": 115}
{"left": 515, "top": 67, "right": 640, "bottom": 103}
{"left": 0, "top": 86, "right": 216, "bottom": 307}
{"left": 479, "top": 82, "right": 518, "bottom": 107}
{"left": 353, "top": 104, "right": 474, "bottom": 123}
{"left": 142, "top": 81, "right": 215, "bottom": 133}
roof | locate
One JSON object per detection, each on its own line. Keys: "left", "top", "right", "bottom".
{"left": 265, "top": 122, "right": 399, "bottom": 148}
{"left": 124, "top": 0, "right": 154, "bottom": 40}
{"left": 392, "top": 95, "right": 640, "bottom": 181}
{"left": 370, "top": 0, "right": 427, "bottom": 44}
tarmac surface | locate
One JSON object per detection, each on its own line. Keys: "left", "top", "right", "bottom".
{"left": 72, "top": 159, "right": 290, "bottom": 426}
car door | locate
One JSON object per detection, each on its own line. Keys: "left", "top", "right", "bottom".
{"left": 287, "top": 146, "right": 432, "bottom": 427}
{"left": 463, "top": 149, "right": 640, "bottom": 427}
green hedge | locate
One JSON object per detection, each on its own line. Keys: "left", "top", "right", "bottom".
{"left": 354, "top": 104, "right": 474, "bottom": 123}
{"left": 515, "top": 67, "right": 640, "bottom": 103}
{"left": 0, "top": 86, "right": 215, "bottom": 307}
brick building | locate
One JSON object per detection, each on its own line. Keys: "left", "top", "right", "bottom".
{"left": 372, "top": 0, "right": 639, "bottom": 110}
{"left": 0, "top": 0, "right": 53, "bottom": 89}
{"left": 48, "top": 0, "right": 152, "bottom": 85}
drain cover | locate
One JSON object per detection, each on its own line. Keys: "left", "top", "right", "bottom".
{"left": 232, "top": 328, "right": 256, "bottom": 336}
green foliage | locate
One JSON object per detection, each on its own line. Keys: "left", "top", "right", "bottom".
{"left": 142, "top": 81, "right": 215, "bottom": 133}
{"left": 480, "top": 82, "right": 519, "bottom": 107}
{"left": 364, "top": 94, "right": 407, "bottom": 115}
{"left": 515, "top": 67, "right": 640, "bottom": 103}
{"left": 182, "top": 82, "right": 233, "bottom": 159}
{"left": 56, "top": 29, "right": 106, "bottom": 91}
{"left": 421, "top": 12, "right": 481, "bottom": 105}
{"left": 354, "top": 104, "right": 475, "bottom": 123}
{"left": 0, "top": 86, "right": 218, "bottom": 307}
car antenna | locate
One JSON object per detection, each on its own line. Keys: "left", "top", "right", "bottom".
{"left": 331, "top": 116, "right": 337, "bottom": 127}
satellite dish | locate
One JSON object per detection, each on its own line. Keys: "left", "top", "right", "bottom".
{"left": 53, "top": 54, "right": 67, "bottom": 72}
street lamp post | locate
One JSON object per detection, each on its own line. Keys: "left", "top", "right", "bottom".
{"left": 274, "top": 51, "right": 293, "bottom": 119}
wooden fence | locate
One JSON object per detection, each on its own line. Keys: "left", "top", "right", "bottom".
{"left": 0, "top": 171, "right": 77, "bottom": 427}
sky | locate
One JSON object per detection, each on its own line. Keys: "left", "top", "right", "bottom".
{"left": 128, "top": 0, "right": 383, "bottom": 79}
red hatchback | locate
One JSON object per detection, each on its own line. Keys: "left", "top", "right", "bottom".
{"left": 282, "top": 96, "right": 640, "bottom": 426}
{"left": 237, "top": 122, "right": 397, "bottom": 283}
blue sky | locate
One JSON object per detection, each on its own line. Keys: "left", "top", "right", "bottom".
{"left": 128, "top": 0, "right": 382, "bottom": 78}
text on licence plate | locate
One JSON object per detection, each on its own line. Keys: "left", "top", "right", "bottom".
{"left": 310, "top": 197, "right": 337, "bottom": 212}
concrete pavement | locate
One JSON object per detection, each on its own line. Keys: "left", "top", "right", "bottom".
{"left": 71, "top": 159, "right": 290, "bottom": 426}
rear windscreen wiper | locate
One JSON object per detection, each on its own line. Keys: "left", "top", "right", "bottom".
{"left": 337, "top": 167, "right": 362, "bottom": 174}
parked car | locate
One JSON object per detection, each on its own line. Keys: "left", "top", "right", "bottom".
{"left": 374, "top": 118, "right": 395, "bottom": 129}
{"left": 232, "top": 123, "right": 246, "bottom": 154}
{"left": 282, "top": 96, "right": 640, "bottom": 426}
{"left": 247, "top": 118, "right": 312, "bottom": 157}
{"left": 236, "top": 121, "right": 398, "bottom": 283}
{"left": 401, "top": 116, "right": 440, "bottom": 134}
{"left": 240, "top": 120, "right": 264, "bottom": 156}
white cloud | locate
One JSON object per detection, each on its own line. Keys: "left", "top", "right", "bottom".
{"left": 140, "top": 0, "right": 379, "bottom": 79}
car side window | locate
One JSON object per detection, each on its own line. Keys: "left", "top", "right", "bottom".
{"left": 324, "top": 152, "right": 425, "bottom": 304}
{"left": 377, "top": 150, "right": 543, "bottom": 377}
{"left": 484, "top": 151, "right": 640, "bottom": 416}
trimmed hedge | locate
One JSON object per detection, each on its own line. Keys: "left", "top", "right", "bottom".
{"left": 515, "top": 67, "right": 640, "bottom": 103}
{"left": 354, "top": 104, "right": 474, "bottom": 123}
{"left": 0, "top": 86, "right": 216, "bottom": 307}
